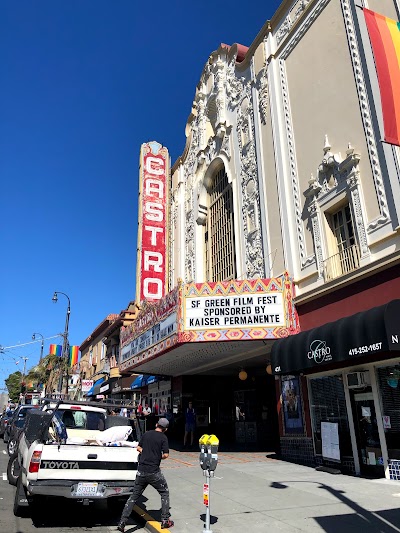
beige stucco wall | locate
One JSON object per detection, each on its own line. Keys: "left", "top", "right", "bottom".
{"left": 253, "top": 41, "right": 265, "bottom": 77}
{"left": 259, "top": 91, "right": 286, "bottom": 276}
{"left": 284, "top": 0, "right": 381, "bottom": 256}
{"left": 368, "top": 0, "right": 398, "bottom": 20}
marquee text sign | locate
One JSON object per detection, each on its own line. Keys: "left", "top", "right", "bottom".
{"left": 185, "top": 292, "right": 284, "bottom": 330}
{"left": 136, "top": 141, "right": 169, "bottom": 303}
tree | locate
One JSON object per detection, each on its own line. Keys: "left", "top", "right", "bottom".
{"left": 5, "top": 371, "right": 22, "bottom": 402}
{"left": 25, "top": 353, "right": 67, "bottom": 393}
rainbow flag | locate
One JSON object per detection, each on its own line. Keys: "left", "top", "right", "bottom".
{"left": 69, "top": 345, "right": 79, "bottom": 367}
{"left": 364, "top": 9, "right": 400, "bottom": 146}
{"left": 49, "top": 344, "right": 63, "bottom": 356}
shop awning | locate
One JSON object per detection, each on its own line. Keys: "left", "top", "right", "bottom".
{"left": 271, "top": 299, "right": 400, "bottom": 375}
{"left": 98, "top": 377, "right": 117, "bottom": 394}
{"left": 130, "top": 375, "right": 160, "bottom": 389}
{"left": 86, "top": 377, "right": 105, "bottom": 396}
{"left": 145, "top": 375, "right": 160, "bottom": 385}
{"left": 131, "top": 375, "right": 146, "bottom": 390}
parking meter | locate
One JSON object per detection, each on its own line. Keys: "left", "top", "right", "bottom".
{"left": 199, "top": 434, "right": 210, "bottom": 470}
{"left": 199, "top": 434, "right": 219, "bottom": 533}
{"left": 206, "top": 434, "right": 219, "bottom": 472}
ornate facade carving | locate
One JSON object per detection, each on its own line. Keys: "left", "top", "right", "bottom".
{"left": 278, "top": 58, "right": 310, "bottom": 268}
{"left": 184, "top": 126, "right": 199, "bottom": 282}
{"left": 275, "top": 0, "right": 312, "bottom": 46}
{"left": 308, "top": 200, "right": 324, "bottom": 277}
{"left": 258, "top": 68, "right": 269, "bottom": 125}
{"left": 280, "top": 0, "right": 330, "bottom": 58}
{"left": 182, "top": 54, "right": 266, "bottom": 283}
{"left": 305, "top": 138, "right": 370, "bottom": 273}
{"left": 233, "top": 61, "right": 266, "bottom": 279}
{"left": 340, "top": 0, "right": 389, "bottom": 231}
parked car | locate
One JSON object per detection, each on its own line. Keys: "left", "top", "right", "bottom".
{"left": 4, "top": 405, "right": 39, "bottom": 455}
{"left": 0, "top": 410, "right": 15, "bottom": 439}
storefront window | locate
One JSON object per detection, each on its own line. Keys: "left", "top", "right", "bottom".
{"left": 281, "top": 376, "right": 304, "bottom": 434}
{"left": 310, "top": 375, "right": 352, "bottom": 456}
{"left": 377, "top": 365, "right": 400, "bottom": 460}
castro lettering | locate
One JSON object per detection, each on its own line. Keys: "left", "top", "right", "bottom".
{"left": 307, "top": 340, "right": 332, "bottom": 364}
{"left": 137, "top": 143, "right": 168, "bottom": 302}
{"left": 41, "top": 461, "right": 79, "bottom": 469}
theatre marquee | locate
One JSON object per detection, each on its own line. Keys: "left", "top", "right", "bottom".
{"left": 119, "top": 274, "right": 298, "bottom": 373}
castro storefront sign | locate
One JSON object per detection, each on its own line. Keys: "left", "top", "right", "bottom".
{"left": 307, "top": 340, "right": 332, "bottom": 364}
{"left": 271, "top": 300, "right": 400, "bottom": 375}
{"left": 136, "top": 141, "right": 169, "bottom": 303}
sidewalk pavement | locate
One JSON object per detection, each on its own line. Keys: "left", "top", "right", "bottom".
{"left": 130, "top": 449, "right": 400, "bottom": 533}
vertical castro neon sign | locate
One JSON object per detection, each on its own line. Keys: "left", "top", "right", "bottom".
{"left": 136, "top": 141, "right": 169, "bottom": 303}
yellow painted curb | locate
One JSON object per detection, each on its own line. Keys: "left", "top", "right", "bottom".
{"left": 133, "top": 504, "right": 172, "bottom": 533}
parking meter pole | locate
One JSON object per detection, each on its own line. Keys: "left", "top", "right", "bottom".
{"left": 204, "top": 470, "right": 212, "bottom": 533}
{"left": 199, "top": 434, "right": 219, "bottom": 533}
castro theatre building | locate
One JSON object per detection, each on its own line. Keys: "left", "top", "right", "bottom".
{"left": 121, "top": 139, "right": 299, "bottom": 449}
{"left": 121, "top": 0, "right": 400, "bottom": 467}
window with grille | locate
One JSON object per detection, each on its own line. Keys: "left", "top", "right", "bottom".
{"left": 324, "top": 204, "right": 360, "bottom": 280}
{"left": 309, "top": 375, "right": 352, "bottom": 456}
{"left": 332, "top": 205, "right": 355, "bottom": 252}
{"left": 204, "top": 166, "right": 236, "bottom": 282}
{"left": 377, "top": 366, "right": 400, "bottom": 459}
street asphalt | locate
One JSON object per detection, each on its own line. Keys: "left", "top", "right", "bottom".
{"left": 133, "top": 449, "right": 400, "bottom": 533}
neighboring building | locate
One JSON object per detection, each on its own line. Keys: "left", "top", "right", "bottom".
{"left": 78, "top": 314, "right": 119, "bottom": 399}
{"left": 102, "top": 302, "right": 141, "bottom": 402}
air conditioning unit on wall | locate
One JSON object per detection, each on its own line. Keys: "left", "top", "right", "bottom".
{"left": 346, "top": 371, "right": 371, "bottom": 389}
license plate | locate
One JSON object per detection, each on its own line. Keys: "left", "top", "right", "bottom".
{"left": 76, "top": 482, "right": 98, "bottom": 497}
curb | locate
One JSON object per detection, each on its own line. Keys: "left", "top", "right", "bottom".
{"left": 133, "top": 504, "right": 172, "bottom": 533}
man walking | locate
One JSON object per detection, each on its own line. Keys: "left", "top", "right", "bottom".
{"left": 117, "top": 417, "right": 174, "bottom": 532}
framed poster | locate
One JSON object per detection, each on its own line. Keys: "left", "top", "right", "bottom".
{"left": 282, "top": 376, "right": 304, "bottom": 434}
{"left": 321, "top": 421, "right": 340, "bottom": 462}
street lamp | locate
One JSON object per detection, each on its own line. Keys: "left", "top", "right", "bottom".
{"left": 32, "top": 332, "right": 44, "bottom": 363}
{"left": 52, "top": 291, "right": 71, "bottom": 396}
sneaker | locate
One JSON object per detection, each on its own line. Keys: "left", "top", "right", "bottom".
{"left": 117, "top": 522, "right": 126, "bottom": 532}
{"left": 161, "top": 519, "right": 174, "bottom": 529}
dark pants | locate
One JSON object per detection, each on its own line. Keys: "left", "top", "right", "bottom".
{"left": 120, "top": 469, "right": 170, "bottom": 523}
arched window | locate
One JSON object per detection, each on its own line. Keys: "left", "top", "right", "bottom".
{"left": 204, "top": 166, "right": 237, "bottom": 281}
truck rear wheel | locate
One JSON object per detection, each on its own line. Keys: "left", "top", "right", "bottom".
{"left": 13, "top": 476, "right": 30, "bottom": 517}
{"left": 7, "top": 453, "right": 20, "bottom": 486}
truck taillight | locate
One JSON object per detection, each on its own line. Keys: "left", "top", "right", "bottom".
{"left": 29, "top": 450, "right": 42, "bottom": 473}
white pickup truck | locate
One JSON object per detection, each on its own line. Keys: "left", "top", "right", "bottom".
{"left": 12, "top": 399, "right": 140, "bottom": 516}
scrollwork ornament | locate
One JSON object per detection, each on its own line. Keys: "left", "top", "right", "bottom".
{"left": 258, "top": 68, "right": 269, "bottom": 125}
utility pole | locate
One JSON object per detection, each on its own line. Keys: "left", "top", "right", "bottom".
{"left": 21, "top": 357, "right": 28, "bottom": 404}
{"left": 52, "top": 292, "right": 71, "bottom": 396}
{"left": 32, "top": 333, "right": 44, "bottom": 363}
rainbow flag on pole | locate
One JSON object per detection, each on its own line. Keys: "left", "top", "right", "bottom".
{"left": 69, "top": 346, "right": 79, "bottom": 367}
{"left": 49, "top": 344, "right": 63, "bottom": 356}
{"left": 364, "top": 9, "right": 400, "bottom": 146}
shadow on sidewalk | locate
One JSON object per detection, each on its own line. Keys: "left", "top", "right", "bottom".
{"left": 271, "top": 480, "right": 400, "bottom": 532}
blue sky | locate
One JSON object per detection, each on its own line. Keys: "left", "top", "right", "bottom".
{"left": 0, "top": 1, "right": 280, "bottom": 388}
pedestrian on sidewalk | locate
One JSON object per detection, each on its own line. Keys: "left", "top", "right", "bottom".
{"left": 117, "top": 417, "right": 174, "bottom": 532}
{"left": 143, "top": 403, "right": 152, "bottom": 416}
{"left": 183, "top": 401, "right": 196, "bottom": 448}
